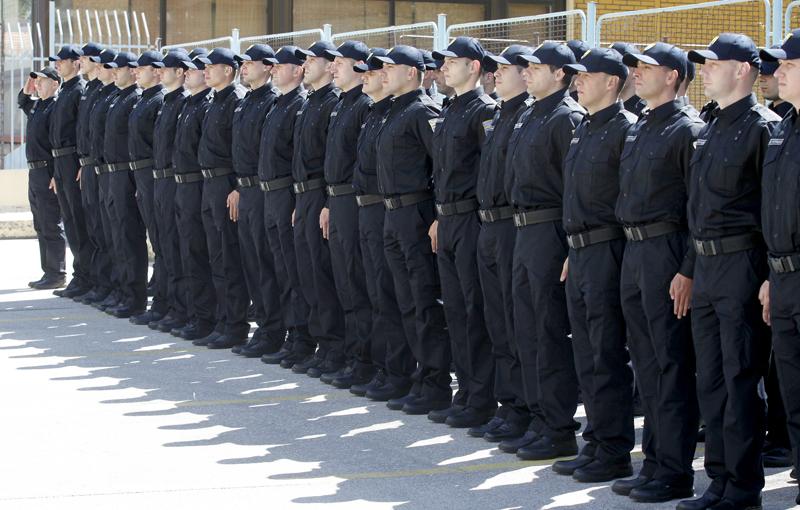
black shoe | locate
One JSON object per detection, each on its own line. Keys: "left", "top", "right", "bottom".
{"left": 350, "top": 372, "right": 386, "bottom": 396}
{"left": 192, "top": 331, "right": 221, "bottom": 347}
{"left": 239, "top": 338, "right": 282, "bottom": 358}
{"left": 517, "top": 435, "right": 578, "bottom": 461}
{"left": 498, "top": 430, "right": 539, "bottom": 454}
{"left": 552, "top": 454, "right": 595, "bottom": 476}
{"left": 279, "top": 352, "right": 310, "bottom": 369}
{"left": 28, "top": 275, "right": 46, "bottom": 288}
{"left": 676, "top": 489, "right": 723, "bottom": 510}
{"left": 611, "top": 474, "right": 652, "bottom": 496}
{"left": 468, "top": 416, "right": 505, "bottom": 438}
{"left": 180, "top": 324, "right": 213, "bottom": 341}
{"left": 94, "top": 293, "right": 119, "bottom": 311}
{"left": 130, "top": 310, "right": 164, "bottom": 326}
{"left": 792, "top": 467, "right": 798, "bottom": 480}
{"left": 387, "top": 392, "right": 420, "bottom": 410}
{"left": 79, "top": 290, "right": 107, "bottom": 304}
{"left": 367, "top": 383, "right": 411, "bottom": 402}
{"left": 112, "top": 306, "right": 144, "bottom": 319}
{"left": 332, "top": 370, "right": 372, "bottom": 390}
{"left": 697, "top": 425, "right": 706, "bottom": 443}
{"left": 62, "top": 284, "right": 89, "bottom": 298}
{"left": 307, "top": 360, "right": 342, "bottom": 379}
{"left": 157, "top": 318, "right": 186, "bottom": 334}
{"left": 319, "top": 365, "right": 348, "bottom": 384}
{"left": 292, "top": 354, "right": 324, "bottom": 374}
{"left": 402, "top": 396, "right": 451, "bottom": 415}
{"left": 261, "top": 347, "right": 292, "bottom": 365}
{"left": 207, "top": 335, "right": 246, "bottom": 349}
{"left": 762, "top": 447, "right": 792, "bottom": 468}
{"left": 707, "top": 498, "right": 761, "bottom": 510}
{"left": 572, "top": 459, "right": 633, "bottom": 483}
{"left": 33, "top": 276, "right": 67, "bottom": 290}
{"left": 446, "top": 407, "right": 495, "bottom": 429}
{"left": 485, "top": 421, "right": 527, "bottom": 443}
{"left": 629, "top": 479, "right": 694, "bottom": 503}
{"left": 428, "top": 405, "right": 464, "bottom": 424}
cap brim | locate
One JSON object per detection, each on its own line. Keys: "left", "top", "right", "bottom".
{"left": 760, "top": 48, "right": 787, "bottom": 62}
{"left": 432, "top": 50, "right": 456, "bottom": 60}
{"left": 516, "top": 54, "right": 541, "bottom": 66}
{"left": 622, "top": 52, "right": 659, "bottom": 67}
{"left": 294, "top": 49, "right": 313, "bottom": 60}
{"left": 150, "top": 61, "right": 165, "bottom": 68}
{"left": 687, "top": 49, "right": 719, "bottom": 64}
{"left": 484, "top": 54, "right": 512, "bottom": 66}
{"left": 236, "top": 54, "right": 252, "bottom": 62}
{"left": 370, "top": 55, "right": 395, "bottom": 68}
{"left": 88, "top": 55, "right": 102, "bottom": 63}
{"left": 323, "top": 49, "right": 342, "bottom": 61}
{"left": 196, "top": 57, "right": 212, "bottom": 65}
{"left": 562, "top": 63, "right": 588, "bottom": 75}
{"left": 353, "top": 63, "right": 369, "bottom": 73}
{"left": 127, "top": 62, "right": 140, "bottom": 68}
{"left": 103, "top": 63, "right": 119, "bottom": 69}
{"left": 48, "top": 56, "right": 61, "bottom": 61}
{"left": 180, "top": 61, "right": 198, "bottom": 70}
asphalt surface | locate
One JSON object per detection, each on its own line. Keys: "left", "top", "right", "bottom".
{"left": 0, "top": 238, "right": 797, "bottom": 509}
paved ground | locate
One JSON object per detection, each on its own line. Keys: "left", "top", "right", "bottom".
{"left": 0, "top": 238, "right": 797, "bottom": 510}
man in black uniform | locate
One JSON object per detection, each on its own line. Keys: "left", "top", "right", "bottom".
{"left": 172, "top": 50, "right": 218, "bottom": 341}
{"left": 759, "top": 48, "right": 793, "bottom": 118}
{"left": 127, "top": 50, "right": 166, "bottom": 326}
{"left": 149, "top": 50, "right": 191, "bottom": 334}
{"left": 428, "top": 36, "right": 497, "bottom": 428}
{"left": 681, "top": 34, "right": 779, "bottom": 510}
{"left": 229, "top": 43, "right": 282, "bottom": 357}
{"left": 289, "top": 41, "right": 346, "bottom": 378}
{"left": 19, "top": 69, "right": 66, "bottom": 289}
{"left": 319, "top": 40, "right": 374, "bottom": 387}
{"left": 49, "top": 44, "right": 91, "bottom": 298}
{"left": 613, "top": 43, "right": 703, "bottom": 503}
{"left": 504, "top": 42, "right": 584, "bottom": 461}
{"left": 760, "top": 31, "right": 800, "bottom": 506}
{"left": 471, "top": 45, "right": 533, "bottom": 442}
{"left": 257, "top": 46, "right": 312, "bottom": 367}
{"left": 372, "top": 46, "right": 451, "bottom": 414}
{"left": 553, "top": 48, "right": 636, "bottom": 482}
{"left": 194, "top": 47, "right": 248, "bottom": 349}
{"left": 102, "top": 51, "right": 148, "bottom": 318}
{"left": 612, "top": 42, "right": 647, "bottom": 116}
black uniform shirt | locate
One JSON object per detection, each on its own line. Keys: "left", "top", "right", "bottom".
{"left": 624, "top": 94, "right": 647, "bottom": 116}
{"left": 173, "top": 88, "right": 211, "bottom": 174}
{"left": 762, "top": 106, "right": 800, "bottom": 255}
{"left": 563, "top": 101, "right": 636, "bottom": 234}
{"left": 49, "top": 75, "right": 85, "bottom": 149}
{"left": 432, "top": 86, "right": 496, "bottom": 204}
{"left": 88, "top": 83, "right": 119, "bottom": 164}
{"left": 128, "top": 84, "right": 164, "bottom": 162}
{"left": 376, "top": 88, "right": 441, "bottom": 196}
{"left": 688, "top": 94, "right": 779, "bottom": 239}
{"left": 770, "top": 100, "right": 793, "bottom": 118}
{"left": 18, "top": 91, "right": 55, "bottom": 162}
{"left": 103, "top": 84, "right": 140, "bottom": 164}
{"left": 76, "top": 78, "right": 103, "bottom": 157}
{"left": 292, "top": 82, "right": 339, "bottom": 182}
{"left": 198, "top": 83, "right": 245, "bottom": 170}
{"left": 232, "top": 83, "right": 278, "bottom": 177}
{"left": 507, "top": 88, "right": 585, "bottom": 210}
{"left": 153, "top": 86, "right": 188, "bottom": 170}
{"left": 476, "top": 91, "right": 529, "bottom": 209}
{"left": 323, "top": 84, "right": 371, "bottom": 185}
{"left": 258, "top": 85, "right": 306, "bottom": 181}
{"left": 353, "top": 96, "right": 392, "bottom": 196}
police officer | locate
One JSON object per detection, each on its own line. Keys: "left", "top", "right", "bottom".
{"left": 127, "top": 50, "right": 167, "bottom": 326}
{"left": 257, "top": 46, "right": 312, "bottom": 367}
{"left": 612, "top": 42, "right": 647, "bottom": 116}
{"left": 319, "top": 40, "right": 375, "bottom": 387}
{"left": 470, "top": 45, "right": 533, "bottom": 442}
{"left": 504, "top": 42, "right": 583, "bottom": 461}
{"left": 682, "top": 34, "right": 779, "bottom": 510}
{"left": 48, "top": 44, "right": 91, "bottom": 298}
{"left": 229, "top": 43, "right": 283, "bottom": 357}
{"left": 760, "top": 30, "right": 800, "bottom": 507}
{"left": 759, "top": 47, "right": 793, "bottom": 118}
{"left": 289, "top": 41, "right": 346, "bottom": 377}
{"left": 372, "top": 46, "right": 451, "bottom": 414}
{"left": 614, "top": 43, "right": 702, "bottom": 503}
{"left": 349, "top": 48, "right": 417, "bottom": 400}
{"left": 553, "top": 48, "right": 636, "bottom": 482}
{"left": 566, "top": 40, "right": 590, "bottom": 100}
{"left": 429, "top": 36, "right": 497, "bottom": 428}
{"left": 194, "top": 47, "right": 249, "bottom": 349}
{"left": 19, "top": 68, "right": 66, "bottom": 289}
{"left": 149, "top": 50, "right": 191, "bottom": 335}
{"left": 172, "top": 50, "right": 218, "bottom": 341}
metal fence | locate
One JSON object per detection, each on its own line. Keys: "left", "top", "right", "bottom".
{"left": 786, "top": 0, "right": 800, "bottom": 29}
{"left": 332, "top": 21, "right": 440, "bottom": 51}
{"left": 160, "top": 35, "right": 235, "bottom": 56}
{"left": 241, "top": 28, "right": 327, "bottom": 53}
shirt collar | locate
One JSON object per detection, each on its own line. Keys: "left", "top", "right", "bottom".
{"left": 248, "top": 83, "right": 277, "bottom": 99}
{"left": 451, "top": 86, "right": 483, "bottom": 108}
{"left": 63, "top": 75, "right": 81, "bottom": 90}
{"left": 531, "top": 87, "right": 569, "bottom": 116}
{"left": 164, "top": 86, "right": 185, "bottom": 101}
{"left": 189, "top": 87, "right": 212, "bottom": 104}
{"left": 340, "top": 84, "right": 364, "bottom": 102}
{"left": 712, "top": 93, "right": 756, "bottom": 125}
{"left": 644, "top": 98, "right": 683, "bottom": 123}
{"left": 141, "top": 84, "right": 163, "bottom": 99}
{"left": 586, "top": 101, "right": 623, "bottom": 130}
{"left": 119, "top": 83, "right": 138, "bottom": 96}
{"left": 499, "top": 91, "right": 529, "bottom": 113}
{"left": 309, "top": 82, "right": 334, "bottom": 100}
{"left": 391, "top": 88, "right": 425, "bottom": 109}
{"left": 213, "top": 83, "right": 236, "bottom": 102}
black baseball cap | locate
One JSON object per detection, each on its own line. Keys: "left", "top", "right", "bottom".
{"left": 422, "top": 50, "right": 437, "bottom": 71}
{"left": 563, "top": 47, "right": 628, "bottom": 80}
{"left": 104, "top": 51, "right": 138, "bottom": 69}
{"left": 482, "top": 53, "right": 499, "bottom": 73}
{"left": 128, "top": 50, "right": 163, "bottom": 68}
{"left": 264, "top": 45, "right": 304, "bottom": 66}
{"left": 295, "top": 41, "right": 337, "bottom": 61}
{"left": 81, "top": 42, "right": 104, "bottom": 57}
{"left": 623, "top": 42, "right": 687, "bottom": 80}
{"left": 188, "top": 47, "right": 209, "bottom": 60}
{"left": 89, "top": 48, "right": 117, "bottom": 65}
{"left": 685, "top": 59, "right": 696, "bottom": 82}
{"left": 483, "top": 44, "right": 534, "bottom": 67}
{"left": 30, "top": 67, "right": 61, "bottom": 83}
{"left": 236, "top": 43, "right": 275, "bottom": 63}
{"left": 433, "top": 36, "right": 486, "bottom": 62}
{"left": 354, "top": 48, "right": 388, "bottom": 73}
{"left": 324, "top": 40, "right": 369, "bottom": 62}
{"left": 156, "top": 50, "right": 191, "bottom": 69}
{"left": 196, "top": 47, "right": 239, "bottom": 68}
{"left": 610, "top": 42, "right": 639, "bottom": 59}
{"left": 369, "top": 45, "right": 426, "bottom": 71}
{"left": 567, "top": 40, "right": 590, "bottom": 62}
{"left": 761, "top": 30, "right": 800, "bottom": 63}
{"left": 688, "top": 33, "right": 760, "bottom": 68}
{"left": 49, "top": 44, "right": 83, "bottom": 61}
{"left": 517, "top": 41, "right": 575, "bottom": 67}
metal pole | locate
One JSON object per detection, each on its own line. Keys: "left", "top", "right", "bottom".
{"left": 113, "top": 11, "right": 122, "bottom": 49}
{"left": 55, "top": 8, "right": 63, "bottom": 47}
{"left": 773, "top": 0, "right": 784, "bottom": 45}
{"left": 231, "top": 27, "right": 240, "bottom": 52}
{"left": 9, "top": 22, "right": 16, "bottom": 158}
{"left": 436, "top": 13, "right": 447, "bottom": 50}
{"left": 48, "top": 1, "right": 55, "bottom": 59}
{"left": 587, "top": 2, "right": 597, "bottom": 47}
{"left": 86, "top": 10, "right": 93, "bottom": 42}
{"left": 141, "top": 12, "right": 151, "bottom": 49}
{"left": 123, "top": 10, "right": 131, "bottom": 51}
{"left": 132, "top": 11, "right": 141, "bottom": 50}
{"left": 75, "top": 9, "right": 84, "bottom": 45}
{"left": 323, "top": 23, "right": 332, "bottom": 42}
{"left": 66, "top": 9, "right": 73, "bottom": 44}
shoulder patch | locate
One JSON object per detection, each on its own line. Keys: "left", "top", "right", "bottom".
{"left": 562, "top": 95, "right": 586, "bottom": 113}
{"left": 751, "top": 104, "right": 781, "bottom": 122}
{"left": 620, "top": 109, "right": 638, "bottom": 124}
{"left": 524, "top": 97, "right": 535, "bottom": 107}
{"left": 479, "top": 94, "right": 496, "bottom": 106}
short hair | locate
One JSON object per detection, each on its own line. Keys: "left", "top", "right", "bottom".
{"left": 548, "top": 64, "right": 572, "bottom": 87}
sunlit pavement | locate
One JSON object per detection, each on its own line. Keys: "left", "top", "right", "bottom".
{"left": 0, "top": 238, "right": 796, "bottom": 510}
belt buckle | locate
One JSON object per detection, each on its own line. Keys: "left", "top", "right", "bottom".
{"left": 383, "top": 197, "right": 400, "bottom": 210}
{"left": 293, "top": 182, "right": 305, "bottom": 193}
{"left": 628, "top": 226, "right": 644, "bottom": 242}
{"left": 435, "top": 204, "right": 444, "bottom": 215}
{"left": 513, "top": 213, "right": 524, "bottom": 228}
{"left": 201, "top": 169, "right": 210, "bottom": 178}
{"left": 478, "top": 210, "right": 489, "bottom": 222}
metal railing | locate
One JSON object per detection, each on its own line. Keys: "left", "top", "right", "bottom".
{"left": 332, "top": 21, "right": 440, "bottom": 51}
{"left": 786, "top": 0, "right": 800, "bottom": 29}
{"left": 160, "top": 35, "right": 235, "bottom": 55}
{"left": 241, "top": 28, "right": 327, "bottom": 52}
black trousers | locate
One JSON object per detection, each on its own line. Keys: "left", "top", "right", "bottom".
{"left": 567, "top": 238, "right": 633, "bottom": 463}
{"left": 201, "top": 175, "right": 249, "bottom": 339}
{"left": 154, "top": 176, "right": 187, "bottom": 322}
{"left": 329, "top": 194, "right": 373, "bottom": 375}
{"left": 53, "top": 154, "right": 91, "bottom": 285}
{"left": 293, "top": 189, "right": 346, "bottom": 360}
{"left": 264, "top": 187, "right": 311, "bottom": 353}
{"left": 512, "top": 221, "right": 578, "bottom": 440}
{"left": 28, "top": 166, "right": 65, "bottom": 278}
{"left": 621, "top": 231, "right": 697, "bottom": 485}
{"left": 79, "top": 162, "right": 111, "bottom": 293}
{"left": 438, "top": 212, "right": 494, "bottom": 411}
{"left": 477, "top": 218, "right": 528, "bottom": 423}
{"left": 359, "top": 201, "right": 415, "bottom": 388}
{"left": 383, "top": 200, "right": 451, "bottom": 401}
{"left": 96, "top": 172, "right": 122, "bottom": 297}
{"left": 133, "top": 169, "right": 167, "bottom": 315}
{"left": 105, "top": 170, "right": 148, "bottom": 310}
{"left": 692, "top": 248, "right": 770, "bottom": 503}
{"left": 175, "top": 179, "right": 216, "bottom": 330}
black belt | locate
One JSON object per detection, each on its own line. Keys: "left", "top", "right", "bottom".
{"left": 104, "top": 162, "right": 131, "bottom": 173}
{"left": 383, "top": 191, "right": 433, "bottom": 211}
{"left": 478, "top": 206, "right": 515, "bottom": 224}
{"left": 623, "top": 221, "right": 683, "bottom": 242}
{"left": 129, "top": 158, "right": 154, "bottom": 171}
{"left": 327, "top": 183, "right": 356, "bottom": 197}
{"left": 513, "top": 207, "right": 561, "bottom": 228}
{"left": 51, "top": 146, "right": 77, "bottom": 158}
{"left": 567, "top": 226, "right": 625, "bottom": 250}
{"left": 27, "top": 160, "right": 51, "bottom": 170}
{"left": 356, "top": 194, "right": 383, "bottom": 207}
{"left": 174, "top": 172, "right": 204, "bottom": 184}
{"left": 236, "top": 176, "right": 258, "bottom": 188}
{"left": 94, "top": 166, "right": 108, "bottom": 175}
{"left": 693, "top": 232, "right": 761, "bottom": 257}
{"left": 153, "top": 167, "right": 175, "bottom": 179}
{"left": 436, "top": 198, "right": 479, "bottom": 217}
{"left": 769, "top": 253, "right": 800, "bottom": 274}
{"left": 201, "top": 167, "right": 233, "bottom": 179}
{"left": 293, "top": 177, "right": 326, "bottom": 194}
{"left": 79, "top": 156, "right": 97, "bottom": 166}
{"left": 260, "top": 176, "right": 294, "bottom": 192}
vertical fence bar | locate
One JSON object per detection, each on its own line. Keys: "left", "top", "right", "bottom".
{"left": 9, "top": 22, "right": 16, "bottom": 158}
{"left": 113, "top": 11, "right": 123, "bottom": 49}
{"left": 123, "top": 11, "right": 131, "bottom": 51}
{"left": 75, "top": 9, "right": 84, "bottom": 45}
{"left": 231, "top": 28, "right": 240, "bottom": 52}
{"left": 436, "top": 13, "right": 447, "bottom": 50}
{"left": 141, "top": 13, "right": 151, "bottom": 49}
{"left": 587, "top": 2, "right": 597, "bottom": 46}
{"left": 104, "top": 11, "right": 113, "bottom": 47}
{"left": 86, "top": 10, "right": 93, "bottom": 42}
{"left": 66, "top": 9, "right": 74, "bottom": 44}
{"left": 322, "top": 24, "right": 332, "bottom": 41}
{"left": 132, "top": 11, "right": 142, "bottom": 50}
{"left": 55, "top": 9, "right": 63, "bottom": 47}
{"left": 49, "top": 1, "right": 56, "bottom": 58}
